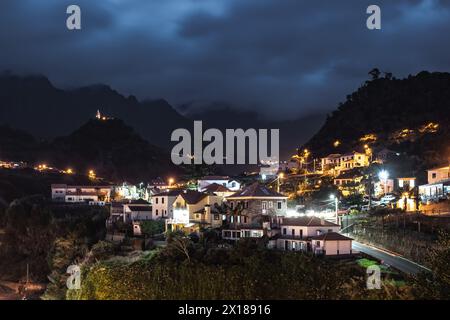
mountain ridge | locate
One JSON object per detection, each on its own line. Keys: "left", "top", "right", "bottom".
{"left": 0, "top": 72, "right": 324, "bottom": 158}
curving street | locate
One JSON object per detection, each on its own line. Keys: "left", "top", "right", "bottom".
{"left": 352, "top": 241, "right": 431, "bottom": 275}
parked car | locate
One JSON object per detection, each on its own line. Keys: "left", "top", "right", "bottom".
{"left": 380, "top": 194, "right": 396, "bottom": 203}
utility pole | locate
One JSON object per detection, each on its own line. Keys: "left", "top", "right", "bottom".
{"left": 335, "top": 196, "right": 339, "bottom": 225}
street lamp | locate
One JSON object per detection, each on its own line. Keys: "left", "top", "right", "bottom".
{"left": 277, "top": 172, "right": 284, "bottom": 193}
{"left": 330, "top": 194, "right": 339, "bottom": 225}
{"left": 378, "top": 170, "right": 390, "bottom": 196}
{"left": 88, "top": 170, "right": 96, "bottom": 179}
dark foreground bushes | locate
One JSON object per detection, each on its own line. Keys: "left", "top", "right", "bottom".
{"left": 69, "top": 238, "right": 415, "bottom": 300}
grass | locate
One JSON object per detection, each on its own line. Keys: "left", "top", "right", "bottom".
{"left": 357, "top": 258, "right": 378, "bottom": 268}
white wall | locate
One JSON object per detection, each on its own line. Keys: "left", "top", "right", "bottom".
{"left": 428, "top": 167, "right": 450, "bottom": 184}
{"left": 153, "top": 195, "right": 177, "bottom": 218}
{"left": 312, "top": 240, "right": 352, "bottom": 255}
{"left": 280, "top": 225, "right": 340, "bottom": 238}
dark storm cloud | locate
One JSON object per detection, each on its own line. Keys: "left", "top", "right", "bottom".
{"left": 1, "top": 0, "right": 450, "bottom": 119}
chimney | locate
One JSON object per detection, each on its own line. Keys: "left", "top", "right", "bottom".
{"left": 320, "top": 218, "right": 325, "bottom": 225}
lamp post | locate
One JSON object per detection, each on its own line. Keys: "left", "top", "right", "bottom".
{"left": 277, "top": 172, "right": 284, "bottom": 193}
{"left": 330, "top": 194, "right": 339, "bottom": 225}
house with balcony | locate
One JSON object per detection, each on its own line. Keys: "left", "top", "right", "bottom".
{"left": 221, "top": 183, "right": 287, "bottom": 240}
{"left": 321, "top": 152, "right": 369, "bottom": 176}
{"left": 276, "top": 216, "right": 353, "bottom": 256}
{"left": 419, "top": 165, "right": 450, "bottom": 201}
{"left": 51, "top": 184, "right": 112, "bottom": 204}
{"left": 166, "top": 190, "right": 224, "bottom": 234}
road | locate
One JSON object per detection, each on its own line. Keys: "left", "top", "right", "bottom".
{"left": 352, "top": 241, "right": 431, "bottom": 275}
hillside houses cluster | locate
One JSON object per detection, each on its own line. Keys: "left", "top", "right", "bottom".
{"left": 317, "top": 148, "right": 450, "bottom": 209}
{"left": 50, "top": 176, "right": 354, "bottom": 256}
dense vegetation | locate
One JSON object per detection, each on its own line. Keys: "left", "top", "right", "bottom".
{"left": 65, "top": 234, "right": 416, "bottom": 300}
{"left": 0, "top": 196, "right": 109, "bottom": 282}
{"left": 305, "top": 71, "right": 450, "bottom": 171}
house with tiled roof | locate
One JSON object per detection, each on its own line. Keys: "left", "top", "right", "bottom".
{"left": 198, "top": 176, "right": 241, "bottom": 192}
{"left": 274, "top": 216, "right": 353, "bottom": 255}
{"left": 152, "top": 189, "right": 184, "bottom": 219}
{"left": 203, "top": 183, "right": 235, "bottom": 197}
{"left": 223, "top": 214, "right": 354, "bottom": 256}
{"left": 51, "top": 184, "right": 112, "bottom": 203}
{"left": 226, "top": 182, "right": 287, "bottom": 219}
{"left": 166, "top": 190, "right": 224, "bottom": 234}
{"left": 221, "top": 183, "right": 287, "bottom": 241}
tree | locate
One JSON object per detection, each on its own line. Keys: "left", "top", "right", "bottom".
{"left": 166, "top": 231, "right": 193, "bottom": 262}
{"left": 414, "top": 231, "right": 450, "bottom": 299}
{"left": 140, "top": 220, "right": 164, "bottom": 236}
{"left": 369, "top": 68, "right": 381, "bottom": 80}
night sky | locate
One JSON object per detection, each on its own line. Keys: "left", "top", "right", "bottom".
{"left": 1, "top": 0, "right": 450, "bottom": 119}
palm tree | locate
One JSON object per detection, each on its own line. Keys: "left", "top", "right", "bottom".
{"left": 214, "top": 202, "right": 245, "bottom": 230}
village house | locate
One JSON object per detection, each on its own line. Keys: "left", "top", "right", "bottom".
{"left": 321, "top": 154, "right": 342, "bottom": 173}
{"left": 51, "top": 184, "right": 112, "bottom": 204}
{"left": 222, "top": 214, "right": 353, "bottom": 256}
{"left": 109, "top": 199, "right": 153, "bottom": 223}
{"left": 419, "top": 165, "right": 450, "bottom": 201}
{"left": 321, "top": 152, "right": 369, "bottom": 176}
{"left": 427, "top": 165, "right": 450, "bottom": 185}
{"left": 202, "top": 183, "right": 235, "bottom": 198}
{"left": 166, "top": 190, "right": 224, "bottom": 234}
{"left": 276, "top": 216, "right": 344, "bottom": 254}
{"left": 276, "top": 216, "right": 353, "bottom": 256}
{"left": 152, "top": 189, "right": 183, "bottom": 219}
{"left": 397, "top": 177, "right": 416, "bottom": 191}
{"left": 309, "top": 232, "right": 354, "bottom": 256}
{"left": 221, "top": 183, "right": 287, "bottom": 240}
{"left": 197, "top": 176, "right": 241, "bottom": 192}
{"left": 123, "top": 199, "right": 152, "bottom": 222}
{"left": 333, "top": 169, "right": 365, "bottom": 197}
